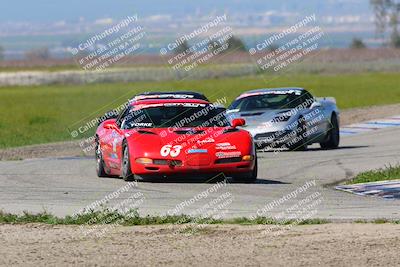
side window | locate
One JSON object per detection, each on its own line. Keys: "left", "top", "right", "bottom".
{"left": 116, "top": 106, "right": 130, "bottom": 128}
{"left": 302, "top": 91, "right": 314, "bottom": 108}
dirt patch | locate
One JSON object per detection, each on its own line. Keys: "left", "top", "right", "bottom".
{"left": 340, "top": 103, "right": 400, "bottom": 126}
{"left": 0, "top": 140, "right": 84, "bottom": 161}
{"left": 0, "top": 223, "right": 399, "bottom": 266}
{"left": 1, "top": 103, "right": 400, "bottom": 161}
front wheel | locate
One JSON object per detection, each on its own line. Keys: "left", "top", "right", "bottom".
{"left": 320, "top": 114, "right": 340, "bottom": 150}
{"left": 95, "top": 139, "right": 108, "bottom": 177}
{"left": 232, "top": 157, "right": 258, "bottom": 183}
{"left": 121, "top": 146, "right": 136, "bottom": 181}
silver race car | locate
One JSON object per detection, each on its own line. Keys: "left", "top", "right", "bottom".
{"left": 227, "top": 88, "right": 340, "bottom": 151}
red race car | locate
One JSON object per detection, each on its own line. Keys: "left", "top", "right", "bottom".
{"left": 95, "top": 96, "right": 257, "bottom": 182}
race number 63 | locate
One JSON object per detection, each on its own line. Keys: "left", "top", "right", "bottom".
{"left": 160, "top": 145, "right": 182, "bottom": 157}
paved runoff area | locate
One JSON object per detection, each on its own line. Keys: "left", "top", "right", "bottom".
{"left": 1, "top": 124, "right": 400, "bottom": 221}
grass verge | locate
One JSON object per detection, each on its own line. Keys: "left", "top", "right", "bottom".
{"left": 1, "top": 210, "right": 399, "bottom": 226}
{"left": 346, "top": 164, "right": 400, "bottom": 184}
{"left": 355, "top": 218, "right": 400, "bottom": 224}
{"left": 1, "top": 72, "right": 400, "bottom": 148}
{"left": 0, "top": 209, "right": 329, "bottom": 226}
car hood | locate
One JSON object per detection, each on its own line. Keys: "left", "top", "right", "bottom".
{"left": 127, "top": 127, "right": 225, "bottom": 144}
{"left": 227, "top": 108, "right": 298, "bottom": 133}
{"left": 126, "top": 127, "right": 252, "bottom": 156}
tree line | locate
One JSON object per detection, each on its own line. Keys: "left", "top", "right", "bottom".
{"left": 1, "top": 1, "right": 399, "bottom": 60}
{"left": 352, "top": 0, "right": 400, "bottom": 48}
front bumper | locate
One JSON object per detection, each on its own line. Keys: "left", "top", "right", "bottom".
{"left": 253, "top": 130, "right": 297, "bottom": 148}
{"left": 131, "top": 158, "right": 255, "bottom": 177}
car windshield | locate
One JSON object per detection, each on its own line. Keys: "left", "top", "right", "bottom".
{"left": 229, "top": 92, "right": 305, "bottom": 111}
{"left": 121, "top": 104, "right": 230, "bottom": 129}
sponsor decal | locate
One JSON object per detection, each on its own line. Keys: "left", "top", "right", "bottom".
{"left": 136, "top": 103, "right": 207, "bottom": 110}
{"left": 111, "top": 131, "right": 119, "bottom": 138}
{"left": 187, "top": 149, "right": 208, "bottom": 154}
{"left": 216, "top": 142, "right": 231, "bottom": 147}
{"left": 109, "top": 162, "right": 119, "bottom": 169}
{"left": 160, "top": 144, "right": 182, "bottom": 157}
{"left": 112, "top": 138, "right": 118, "bottom": 152}
{"left": 216, "top": 151, "right": 241, "bottom": 158}
{"left": 134, "top": 94, "right": 195, "bottom": 100}
{"left": 237, "top": 89, "right": 302, "bottom": 100}
{"left": 216, "top": 142, "right": 237, "bottom": 150}
{"left": 164, "top": 103, "right": 206, "bottom": 108}
{"left": 129, "top": 122, "right": 153, "bottom": 127}
{"left": 197, "top": 137, "right": 215, "bottom": 145}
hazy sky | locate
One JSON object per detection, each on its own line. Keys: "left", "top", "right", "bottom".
{"left": 0, "top": 0, "right": 371, "bottom": 22}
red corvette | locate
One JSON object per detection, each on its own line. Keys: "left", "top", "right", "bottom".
{"left": 95, "top": 96, "right": 257, "bottom": 182}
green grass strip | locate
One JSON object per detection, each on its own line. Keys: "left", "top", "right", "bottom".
{"left": 346, "top": 164, "right": 400, "bottom": 184}
{"left": 0, "top": 209, "right": 329, "bottom": 226}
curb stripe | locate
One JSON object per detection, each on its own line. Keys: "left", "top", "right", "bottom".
{"left": 340, "top": 114, "right": 400, "bottom": 137}
{"left": 344, "top": 126, "right": 380, "bottom": 130}
{"left": 366, "top": 122, "right": 400, "bottom": 126}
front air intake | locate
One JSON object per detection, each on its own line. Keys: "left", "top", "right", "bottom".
{"left": 174, "top": 130, "right": 205, "bottom": 135}
{"left": 223, "top": 128, "right": 239, "bottom": 133}
{"left": 137, "top": 130, "right": 157, "bottom": 135}
{"left": 215, "top": 157, "right": 242, "bottom": 164}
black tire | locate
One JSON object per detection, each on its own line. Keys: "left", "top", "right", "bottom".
{"left": 320, "top": 114, "right": 340, "bottom": 150}
{"left": 95, "top": 139, "right": 108, "bottom": 178}
{"left": 289, "top": 118, "right": 308, "bottom": 151}
{"left": 232, "top": 157, "right": 258, "bottom": 183}
{"left": 121, "top": 145, "right": 136, "bottom": 181}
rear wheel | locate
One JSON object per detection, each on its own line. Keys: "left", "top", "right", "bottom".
{"left": 95, "top": 139, "right": 108, "bottom": 177}
{"left": 232, "top": 157, "right": 258, "bottom": 183}
{"left": 320, "top": 114, "right": 340, "bottom": 149}
{"left": 121, "top": 145, "right": 136, "bottom": 181}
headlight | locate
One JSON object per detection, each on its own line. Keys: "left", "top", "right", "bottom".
{"left": 242, "top": 155, "right": 254, "bottom": 161}
{"left": 135, "top": 158, "right": 153, "bottom": 165}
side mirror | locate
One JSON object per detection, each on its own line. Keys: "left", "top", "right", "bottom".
{"left": 232, "top": 118, "right": 246, "bottom": 128}
{"left": 103, "top": 121, "right": 119, "bottom": 130}
{"left": 310, "top": 101, "right": 322, "bottom": 109}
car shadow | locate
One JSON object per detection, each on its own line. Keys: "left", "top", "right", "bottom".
{"left": 229, "top": 178, "right": 291, "bottom": 185}
{"left": 303, "top": 145, "right": 369, "bottom": 152}
{"left": 257, "top": 145, "right": 369, "bottom": 153}
{"left": 131, "top": 176, "right": 289, "bottom": 184}
{"left": 138, "top": 177, "right": 224, "bottom": 184}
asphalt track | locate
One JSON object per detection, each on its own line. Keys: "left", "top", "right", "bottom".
{"left": 0, "top": 127, "right": 399, "bottom": 220}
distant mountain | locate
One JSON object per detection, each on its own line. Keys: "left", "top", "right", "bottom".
{"left": 1, "top": 0, "right": 372, "bottom": 23}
